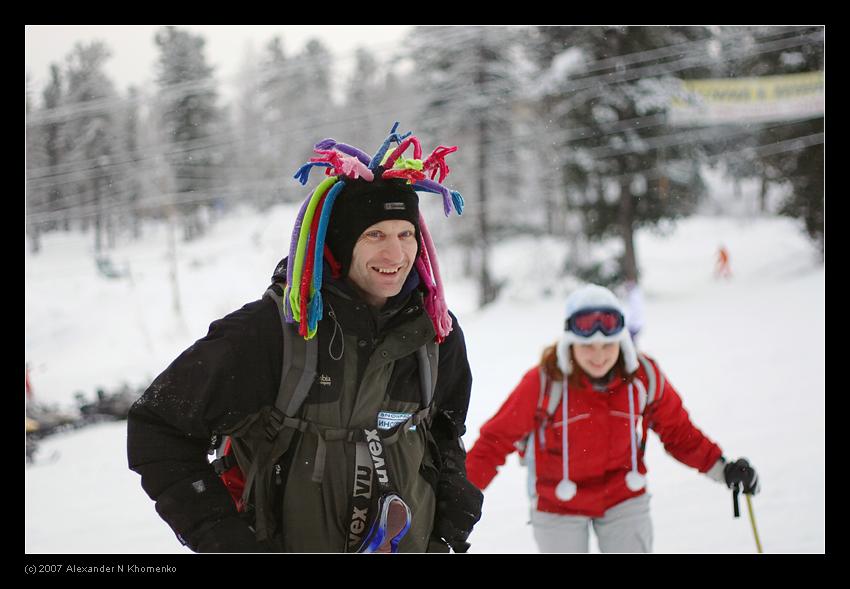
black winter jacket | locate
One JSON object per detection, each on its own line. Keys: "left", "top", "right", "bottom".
{"left": 126, "top": 259, "right": 479, "bottom": 552}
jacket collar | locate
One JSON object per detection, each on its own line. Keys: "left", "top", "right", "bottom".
{"left": 573, "top": 369, "right": 628, "bottom": 393}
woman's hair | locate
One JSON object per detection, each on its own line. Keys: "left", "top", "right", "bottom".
{"left": 540, "top": 344, "right": 565, "bottom": 382}
{"left": 540, "top": 342, "right": 637, "bottom": 386}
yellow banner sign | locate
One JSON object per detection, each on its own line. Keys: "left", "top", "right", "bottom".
{"left": 669, "top": 71, "right": 824, "bottom": 125}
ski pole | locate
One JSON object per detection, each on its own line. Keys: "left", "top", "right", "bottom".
{"left": 745, "top": 494, "right": 764, "bottom": 554}
{"left": 731, "top": 485, "right": 740, "bottom": 518}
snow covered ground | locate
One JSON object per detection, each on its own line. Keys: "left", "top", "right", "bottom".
{"left": 24, "top": 197, "right": 824, "bottom": 554}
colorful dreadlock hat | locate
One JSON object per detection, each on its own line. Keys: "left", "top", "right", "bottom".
{"left": 285, "top": 122, "right": 464, "bottom": 342}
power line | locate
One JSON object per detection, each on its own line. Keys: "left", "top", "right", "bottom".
{"left": 25, "top": 26, "right": 820, "bottom": 178}
{"left": 25, "top": 129, "right": 823, "bottom": 226}
{"left": 25, "top": 106, "right": 822, "bottom": 217}
{"left": 25, "top": 27, "right": 823, "bottom": 214}
{"left": 560, "top": 26, "right": 815, "bottom": 76}
{"left": 26, "top": 25, "right": 816, "bottom": 127}
{"left": 27, "top": 97, "right": 820, "bottom": 199}
{"left": 541, "top": 29, "right": 823, "bottom": 103}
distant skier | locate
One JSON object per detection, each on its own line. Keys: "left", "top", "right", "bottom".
{"left": 715, "top": 245, "right": 732, "bottom": 279}
{"left": 619, "top": 279, "right": 644, "bottom": 343}
{"left": 465, "top": 284, "right": 760, "bottom": 553}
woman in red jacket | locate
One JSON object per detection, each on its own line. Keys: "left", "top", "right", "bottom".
{"left": 466, "top": 284, "right": 760, "bottom": 552}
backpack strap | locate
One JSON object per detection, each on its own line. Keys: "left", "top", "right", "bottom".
{"left": 417, "top": 340, "right": 439, "bottom": 409}
{"left": 638, "top": 355, "right": 657, "bottom": 407}
{"left": 226, "top": 285, "right": 319, "bottom": 542}
{"left": 522, "top": 368, "right": 555, "bottom": 501}
{"left": 516, "top": 368, "right": 554, "bottom": 450}
{"left": 637, "top": 354, "right": 662, "bottom": 456}
{"left": 545, "top": 375, "right": 561, "bottom": 417}
{"left": 267, "top": 286, "right": 318, "bottom": 417}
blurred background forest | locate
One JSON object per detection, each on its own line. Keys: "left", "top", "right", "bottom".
{"left": 25, "top": 25, "right": 824, "bottom": 307}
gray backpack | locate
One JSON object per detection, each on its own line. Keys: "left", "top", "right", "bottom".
{"left": 210, "top": 284, "right": 439, "bottom": 549}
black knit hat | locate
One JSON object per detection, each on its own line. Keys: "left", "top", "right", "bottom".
{"left": 324, "top": 172, "right": 421, "bottom": 276}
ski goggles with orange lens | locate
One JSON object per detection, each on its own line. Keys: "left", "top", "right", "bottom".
{"left": 565, "top": 308, "right": 625, "bottom": 337}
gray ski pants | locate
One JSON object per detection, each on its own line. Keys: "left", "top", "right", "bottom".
{"left": 530, "top": 493, "right": 653, "bottom": 553}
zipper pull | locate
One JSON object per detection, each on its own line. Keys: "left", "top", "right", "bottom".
{"left": 274, "top": 464, "right": 283, "bottom": 485}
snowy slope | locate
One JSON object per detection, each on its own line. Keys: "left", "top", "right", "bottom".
{"left": 24, "top": 205, "right": 824, "bottom": 554}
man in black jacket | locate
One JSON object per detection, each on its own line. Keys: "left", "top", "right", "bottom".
{"left": 127, "top": 127, "right": 483, "bottom": 553}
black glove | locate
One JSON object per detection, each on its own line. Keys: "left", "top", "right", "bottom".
{"left": 188, "top": 516, "right": 266, "bottom": 553}
{"left": 433, "top": 477, "right": 483, "bottom": 553}
{"left": 723, "top": 457, "right": 761, "bottom": 495}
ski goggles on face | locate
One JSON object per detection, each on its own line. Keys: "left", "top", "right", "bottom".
{"left": 565, "top": 307, "right": 625, "bottom": 337}
{"left": 358, "top": 493, "right": 412, "bottom": 554}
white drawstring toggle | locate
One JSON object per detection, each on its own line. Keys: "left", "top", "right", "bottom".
{"left": 556, "top": 379, "right": 577, "bottom": 502}
{"left": 626, "top": 382, "right": 646, "bottom": 492}
{"left": 625, "top": 471, "right": 646, "bottom": 491}
{"left": 555, "top": 479, "right": 577, "bottom": 501}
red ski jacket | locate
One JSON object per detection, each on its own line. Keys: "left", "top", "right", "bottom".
{"left": 466, "top": 354, "right": 723, "bottom": 518}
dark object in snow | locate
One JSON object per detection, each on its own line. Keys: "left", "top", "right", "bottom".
{"left": 76, "top": 385, "right": 140, "bottom": 422}
{"left": 95, "top": 255, "right": 128, "bottom": 279}
{"left": 25, "top": 401, "right": 79, "bottom": 440}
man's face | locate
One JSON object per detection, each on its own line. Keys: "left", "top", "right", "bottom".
{"left": 347, "top": 219, "right": 418, "bottom": 308}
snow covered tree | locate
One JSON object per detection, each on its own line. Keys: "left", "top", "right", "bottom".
{"left": 27, "top": 47, "right": 127, "bottom": 254}
{"left": 532, "top": 25, "right": 714, "bottom": 285}
{"left": 406, "top": 25, "right": 527, "bottom": 306}
{"left": 154, "top": 26, "right": 221, "bottom": 241}
{"left": 284, "top": 38, "right": 339, "bottom": 169}
{"left": 714, "top": 26, "right": 824, "bottom": 257}
{"left": 339, "top": 46, "right": 389, "bottom": 155}
{"left": 25, "top": 72, "right": 47, "bottom": 253}
{"left": 227, "top": 40, "right": 269, "bottom": 209}
{"left": 252, "top": 36, "right": 297, "bottom": 206}
{"left": 62, "top": 41, "right": 125, "bottom": 253}
{"left": 37, "top": 65, "right": 67, "bottom": 233}
{"left": 121, "top": 86, "right": 144, "bottom": 239}
{"left": 236, "top": 36, "right": 339, "bottom": 206}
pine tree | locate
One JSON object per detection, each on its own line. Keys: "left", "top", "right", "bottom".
{"left": 227, "top": 41, "right": 266, "bottom": 209}
{"left": 38, "top": 65, "right": 66, "bottom": 233}
{"left": 154, "top": 26, "right": 221, "bottom": 241}
{"left": 716, "top": 26, "right": 824, "bottom": 257}
{"left": 340, "top": 46, "right": 387, "bottom": 153}
{"left": 62, "top": 41, "right": 124, "bottom": 253}
{"left": 286, "top": 38, "right": 338, "bottom": 168}
{"left": 25, "top": 72, "right": 47, "bottom": 253}
{"left": 533, "top": 25, "right": 714, "bottom": 285}
{"left": 254, "top": 36, "right": 293, "bottom": 205}
{"left": 260, "top": 36, "right": 339, "bottom": 204}
{"left": 406, "top": 25, "right": 526, "bottom": 306}
{"left": 122, "top": 86, "right": 144, "bottom": 239}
